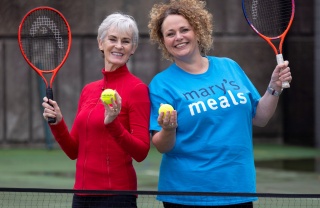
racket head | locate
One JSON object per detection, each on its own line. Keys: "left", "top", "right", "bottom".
{"left": 242, "top": 0, "right": 294, "bottom": 89}
{"left": 242, "top": 0, "right": 295, "bottom": 54}
{"left": 18, "top": 6, "right": 72, "bottom": 87}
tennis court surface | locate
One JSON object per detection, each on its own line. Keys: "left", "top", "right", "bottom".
{"left": 0, "top": 144, "right": 319, "bottom": 207}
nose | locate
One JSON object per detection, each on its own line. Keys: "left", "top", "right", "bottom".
{"left": 115, "top": 41, "right": 123, "bottom": 49}
{"left": 175, "top": 32, "right": 183, "bottom": 41}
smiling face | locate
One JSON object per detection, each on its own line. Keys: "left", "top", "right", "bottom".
{"left": 161, "top": 14, "right": 200, "bottom": 62}
{"left": 98, "top": 27, "right": 137, "bottom": 71}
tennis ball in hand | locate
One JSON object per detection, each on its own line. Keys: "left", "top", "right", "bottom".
{"left": 158, "top": 104, "right": 174, "bottom": 117}
{"left": 101, "top": 89, "right": 116, "bottom": 105}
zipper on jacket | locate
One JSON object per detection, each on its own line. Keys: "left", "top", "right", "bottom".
{"left": 106, "top": 154, "right": 111, "bottom": 188}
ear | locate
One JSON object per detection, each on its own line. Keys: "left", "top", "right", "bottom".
{"left": 130, "top": 45, "right": 138, "bottom": 55}
{"left": 98, "top": 39, "right": 103, "bottom": 51}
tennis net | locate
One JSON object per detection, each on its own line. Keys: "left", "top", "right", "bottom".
{"left": 0, "top": 188, "right": 319, "bottom": 207}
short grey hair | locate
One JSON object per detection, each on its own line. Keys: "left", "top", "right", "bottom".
{"left": 97, "top": 12, "right": 139, "bottom": 48}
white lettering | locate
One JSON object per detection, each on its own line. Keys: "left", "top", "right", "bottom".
{"left": 228, "top": 90, "right": 239, "bottom": 105}
{"left": 237, "top": 92, "right": 247, "bottom": 104}
{"left": 188, "top": 101, "right": 207, "bottom": 116}
{"left": 219, "top": 96, "right": 231, "bottom": 108}
{"left": 188, "top": 91, "right": 249, "bottom": 116}
{"left": 207, "top": 99, "right": 218, "bottom": 110}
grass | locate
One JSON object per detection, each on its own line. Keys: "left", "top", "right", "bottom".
{"left": 0, "top": 144, "right": 319, "bottom": 193}
{"left": 0, "top": 149, "right": 75, "bottom": 188}
{"left": 0, "top": 145, "right": 161, "bottom": 189}
{"left": 0, "top": 144, "right": 319, "bottom": 207}
{"left": 253, "top": 144, "right": 320, "bottom": 160}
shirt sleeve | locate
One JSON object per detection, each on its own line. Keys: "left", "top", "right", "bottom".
{"left": 105, "top": 83, "right": 151, "bottom": 162}
{"left": 50, "top": 118, "right": 79, "bottom": 160}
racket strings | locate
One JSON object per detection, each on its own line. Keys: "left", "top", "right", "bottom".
{"left": 20, "top": 9, "right": 70, "bottom": 72}
{"left": 243, "top": 0, "right": 293, "bottom": 38}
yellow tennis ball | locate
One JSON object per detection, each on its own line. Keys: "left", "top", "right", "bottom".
{"left": 101, "top": 89, "right": 116, "bottom": 105}
{"left": 158, "top": 104, "right": 174, "bottom": 117}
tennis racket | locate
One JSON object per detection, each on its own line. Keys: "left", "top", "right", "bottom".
{"left": 242, "top": 0, "right": 295, "bottom": 88}
{"left": 18, "top": 7, "right": 71, "bottom": 123}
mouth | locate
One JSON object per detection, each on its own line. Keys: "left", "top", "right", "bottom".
{"left": 175, "top": 42, "right": 188, "bottom": 48}
{"left": 111, "top": 52, "right": 124, "bottom": 57}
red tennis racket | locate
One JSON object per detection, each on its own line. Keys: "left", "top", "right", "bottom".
{"left": 242, "top": 0, "right": 295, "bottom": 89}
{"left": 18, "top": 7, "right": 71, "bottom": 123}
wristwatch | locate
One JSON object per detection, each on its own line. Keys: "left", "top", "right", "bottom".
{"left": 267, "top": 86, "right": 283, "bottom": 96}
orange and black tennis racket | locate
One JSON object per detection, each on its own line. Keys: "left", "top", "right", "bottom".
{"left": 18, "top": 7, "right": 71, "bottom": 123}
{"left": 242, "top": 0, "right": 295, "bottom": 88}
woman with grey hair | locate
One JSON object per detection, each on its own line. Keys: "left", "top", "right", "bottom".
{"left": 42, "top": 12, "right": 150, "bottom": 208}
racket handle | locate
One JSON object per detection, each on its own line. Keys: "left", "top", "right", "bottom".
{"left": 276, "top": 54, "right": 290, "bottom": 88}
{"left": 46, "top": 87, "right": 56, "bottom": 124}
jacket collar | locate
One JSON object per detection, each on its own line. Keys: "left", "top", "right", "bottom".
{"left": 102, "top": 64, "right": 129, "bottom": 82}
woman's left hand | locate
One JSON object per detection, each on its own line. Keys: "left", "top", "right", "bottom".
{"left": 269, "top": 60, "right": 292, "bottom": 91}
{"left": 102, "top": 90, "right": 122, "bottom": 124}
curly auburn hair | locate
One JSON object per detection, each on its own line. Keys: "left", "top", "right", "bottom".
{"left": 148, "top": 0, "right": 213, "bottom": 61}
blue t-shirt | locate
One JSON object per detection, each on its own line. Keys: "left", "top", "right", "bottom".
{"left": 149, "top": 56, "right": 261, "bottom": 206}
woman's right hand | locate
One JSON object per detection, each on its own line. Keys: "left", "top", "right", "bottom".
{"left": 158, "top": 110, "right": 178, "bottom": 130}
{"left": 42, "top": 97, "right": 63, "bottom": 124}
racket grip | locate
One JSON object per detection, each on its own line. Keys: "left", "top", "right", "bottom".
{"left": 46, "top": 87, "right": 56, "bottom": 124}
{"left": 276, "top": 54, "right": 290, "bottom": 88}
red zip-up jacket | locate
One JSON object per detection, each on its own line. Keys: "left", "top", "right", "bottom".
{"left": 50, "top": 64, "right": 150, "bottom": 191}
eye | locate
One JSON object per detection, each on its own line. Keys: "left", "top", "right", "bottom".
{"left": 181, "top": 28, "right": 190, "bottom": 33}
{"left": 122, "top": 39, "right": 131, "bottom": 44}
{"left": 165, "top": 32, "right": 175, "bottom": 37}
